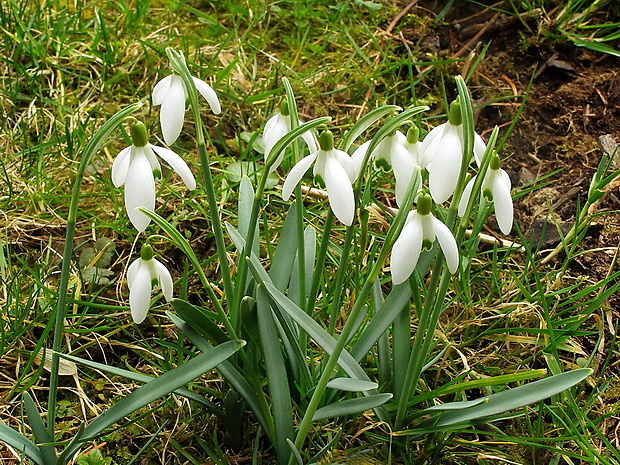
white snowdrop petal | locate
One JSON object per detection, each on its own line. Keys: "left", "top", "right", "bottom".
{"left": 333, "top": 149, "right": 357, "bottom": 182}
{"left": 282, "top": 153, "right": 317, "bottom": 200}
{"left": 192, "top": 77, "right": 221, "bottom": 115}
{"left": 152, "top": 75, "right": 173, "bottom": 106}
{"left": 473, "top": 132, "right": 487, "bottom": 166}
{"left": 458, "top": 176, "right": 477, "bottom": 218}
{"left": 492, "top": 171, "right": 514, "bottom": 235}
{"left": 263, "top": 115, "right": 289, "bottom": 172}
{"left": 143, "top": 145, "right": 161, "bottom": 173}
{"left": 391, "top": 144, "right": 419, "bottom": 207}
{"left": 301, "top": 128, "right": 318, "bottom": 154}
{"left": 125, "top": 151, "right": 156, "bottom": 232}
{"left": 126, "top": 258, "right": 141, "bottom": 289}
{"left": 324, "top": 154, "right": 355, "bottom": 226}
{"left": 129, "top": 264, "right": 152, "bottom": 324}
{"left": 419, "top": 123, "right": 447, "bottom": 166}
{"left": 150, "top": 144, "right": 196, "bottom": 190}
{"left": 160, "top": 76, "right": 187, "bottom": 145}
{"left": 111, "top": 146, "right": 132, "bottom": 187}
{"left": 390, "top": 217, "right": 423, "bottom": 285}
{"left": 351, "top": 140, "right": 371, "bottom": 178}
{"left": 432, "top": 216, "right": 459, "bottom": 274}
{"left": 154, "top": 259, "right": 174, "bottom": 302}
{"left": 428, "top": 126, "right": 462, "bottom": 204}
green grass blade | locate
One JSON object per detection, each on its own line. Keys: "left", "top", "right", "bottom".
{"left": 341, "top": 105, "right": 402, "bottom": 152}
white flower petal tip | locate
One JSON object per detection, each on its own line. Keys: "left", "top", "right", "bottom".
{"left": 127, "top": 252, "right": 174, "bottom": 324}
{"left": 153, "top": 73, "right": 221, "bottom": 145}
{"left": 491, "top": 169, "right": 513, "bottom": 235}
{"left": 390, "top": 208, "right": 460, "bottom": 284}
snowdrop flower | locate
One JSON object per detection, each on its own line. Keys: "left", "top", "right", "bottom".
{"left": 390, "top": 192, "right": 459, "bottom": 285}
{"left": 351, "top": 128, "right": 420, "bottom": 207}
{"left": 112, "top": 121, "right": 196, "bottom": 232}
{"left": 127, "top": 244, "right": 173, "bottom": 324}
{"left": 458, "top": 153, "right": 513, "bottom": 234}
{"left": 282, "top": 129, "right": 357, "bottom": 226}
{"left": 152, "top": 73, "right": 221, "bottom": 145}
{"left": 422, "top": 101, "right": 487, "bottom": 204}
{"left": 263, "top": 101, "right": 318, "bottom": 173}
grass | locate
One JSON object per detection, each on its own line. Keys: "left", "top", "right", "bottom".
{"left": 1, "top": 0, "right": 620, "bottom": 463}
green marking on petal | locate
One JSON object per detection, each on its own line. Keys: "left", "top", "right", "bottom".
{"left": 422, "top": 238, "right": 434, "bottom": 251}
{"left": 375, "top": 157, "right": 391, "bottom": 172}
{"left": 314, "top": 173, "right": 325, "bottom": 188}
{"left": 483, "top": 188, "right": 493, "bottom": 201}
{"left": 153, "top": 169, "right": 162, "bottom": 180}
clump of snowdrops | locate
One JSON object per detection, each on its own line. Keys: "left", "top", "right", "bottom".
{"left": 1, "top": 49, "right": 592, "bottom": 465}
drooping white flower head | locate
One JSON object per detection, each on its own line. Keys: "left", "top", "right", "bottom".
{"left": 152, "top": 73, "right": 221, "bottom": 145}
{"left": 263, "top": 101, "right": 318, "bottom": 173}
{"left": 458, "top": 153, "right": 513, "bottom": 234}
{"left": 127, "top": 244, "right": 173, "bottom": 324}
{"left": 390, "top": 193, "right": 459, "bottom": 285}
{"left": 282, "top": 129, "right": 357, "bottom": 226}
{"left": 351, "top": 128, "right": 420, "bottom": 207}
{"left": 112, "top": 121, "right": 196, "bottom": 232}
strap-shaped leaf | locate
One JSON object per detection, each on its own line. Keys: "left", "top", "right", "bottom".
{"left": 22, "top": 392, "right": 56, "bottom": 465}
{"left": 63, "top": 340, "right": 245, "bottom": 458}
{"left": 57, "top": 351, "right": 219, "bottom": 411}
{"left": 327, "top": 378, "right": 378, "bottom": 392}
{"left": 313, "top": 394, "right": 393, "bottom": 421}
{"left": 420, "top": 368, "right": 592, "bottom": 429}
{"left": 341, "top": 105, "right": 402, "bottom": 152}
{"left": 170, "top": 298, "right": 229, "bottom": 345}
{"left": 0, "top": 420, "right": 44, "bottom": 464}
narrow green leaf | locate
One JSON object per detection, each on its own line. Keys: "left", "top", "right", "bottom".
{"left": 350, "top": 283, "right": 411, "bottom": 362}
{"left": 420, "top": 369, "right": 592, "bottom": 428}
{"left": 0, "top": 421, "right": 44, "bottom": 465}
{"left": 65, "top": 341, "right": 245, "bottom": 457}
{"left": 327, "top": 378, "right": 379, "bottom": 392}
{"left": 256, "top": 287, "right": 294, "bottom": 463}
{"left": 22, "top": 392, "right": 56, "bottom": 464}
{"left": 269, "top": 204, "right": 300, "bottom": 292}
{"left": 342, "top": 105, "right": 402, "bottom": 152}
{"left": 313, "top": 394, "right": 393, "bottom": 421}
{"left": 424, "top": 398, "right": 488, "bottom": 411}
{"left": 287, "top": 438, "right": 304, "bottom": 465}
{"left": 167, "top": 312, "right": 276, "bottom": 444}
{"left": 170, "top": 298, "right": 229, "bottom": 345}
{"left": 56, "top": 352, "right": 219, "bottom": 411}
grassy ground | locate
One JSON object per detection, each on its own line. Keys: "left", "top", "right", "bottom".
{"left": 1, "top": 0, "right": 620, "bottom": 463}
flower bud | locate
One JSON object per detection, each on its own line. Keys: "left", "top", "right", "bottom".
{"left": 406, "top": 126, "right": 420, "bottom": 144}
{"left": 279, "top": 100, "right": 290, "bottom": 116}
{"left": 490, "top": 153, "right": 501, "bottom": 171}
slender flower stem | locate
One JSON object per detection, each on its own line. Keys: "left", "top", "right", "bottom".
{"left": 49, "top": 103, "right": 141, "bottom": 439}
{"left": 305, "top": 209, "right": 334, "bottom": 316}
{"left": 328, "top": 225, "right": 356, "bottom": 335}
{"left": 166, "top": 49, "right": 235, "bottom": 313}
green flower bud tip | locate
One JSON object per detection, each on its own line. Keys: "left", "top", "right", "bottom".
{"left": 131, "top": 121, "right": 149, "bottom": 147}
{"left": 417, "top": 192, "right": 432, "bottom": 215}
{"left": 319, "top": 130, "right": 334, "bottom": 151}
{"left": 279, "top": 100, "right": 290, "bottom": 116}
{"left": 406, "top": 126, "right": 419, "bottom": 144}
{"left": 448, "top": 99, "right": 462, "bottom": 126}
{"left": 490, "top": 153, "right": 501, "bottom": 171}
{"left": 140, "top": 244, "right": 154, "bottom": 261}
